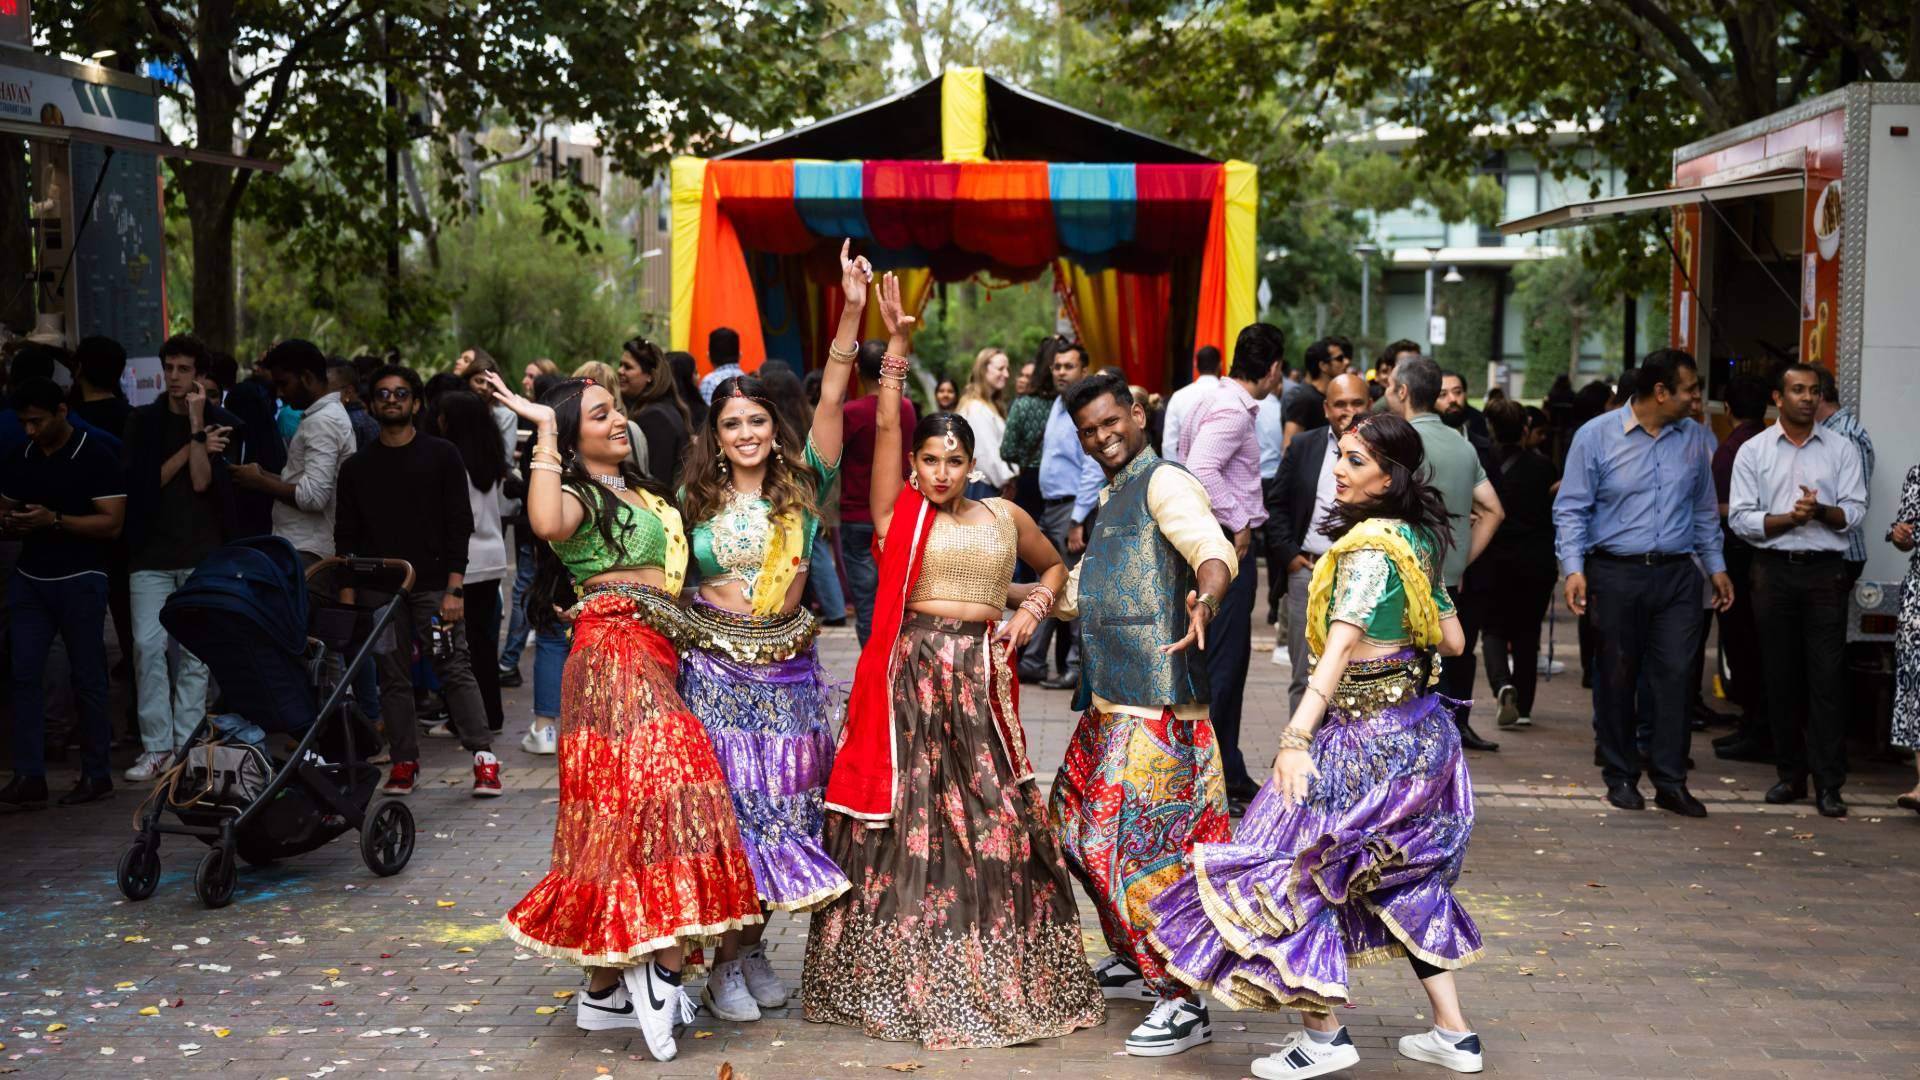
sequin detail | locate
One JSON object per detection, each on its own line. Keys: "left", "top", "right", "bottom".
{"left": 802, "top": 617, "right": 1105, "bottom": 1049}
{"left": 502, "top": 593, "right": 762, "bottom": 967}
{"left": 904, "top": 498, "right": 1018, "bottom": 610}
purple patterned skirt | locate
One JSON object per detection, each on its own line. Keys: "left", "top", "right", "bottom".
{"left": 678, "top": 601, "right": 850, "bottom": 913}
{"left": 1147, "top": 651, "right": 1481, "bottom": 1013}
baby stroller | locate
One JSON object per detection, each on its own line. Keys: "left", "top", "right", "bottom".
{"left": 116, "top": 536, "right": 418, "bottom": 908}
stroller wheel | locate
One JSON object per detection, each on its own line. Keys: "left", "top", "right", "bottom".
{"left": 194, "top": 846, "right": 237, "bottom": 909}
{"left": 116, "top": 839, "right": 161, "bottom": 901}
{"left": 360, "top": 799, "right": 415, "bottom": 877}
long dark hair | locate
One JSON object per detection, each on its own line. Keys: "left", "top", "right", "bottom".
{"left": 621, "top": 337, "right": 690, "bottom": 428}
{"left": 434, "top": 390, "right": 510, "bottom": 493}
{"left": 679, "top": 373, "right": 820, "bottom": 530}
{"left": 1317, "top": 412, "right": 1454, "bottom": 563}
{"left": 526, "top": 378, "right": 669, "bottom": 632}
{"left": 1022, "top": 334, "right": 1068, "bottom": 400}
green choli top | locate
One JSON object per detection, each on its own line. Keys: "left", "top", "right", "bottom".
{"left": 689, "top": 437, "right": 839, "bottom": 586}
{"left": 550, "top": 484, "right": 679, "bottom": 584}
{"left": 1324, "top": 522, "right": 1457, "bottom": 647}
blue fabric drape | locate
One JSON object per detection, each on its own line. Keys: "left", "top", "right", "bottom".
{"left": 1050, "top": 163, "right": 1136, "bottom": 255}
{"left": 793, "top": 161, "right": 869, "bottom": 240}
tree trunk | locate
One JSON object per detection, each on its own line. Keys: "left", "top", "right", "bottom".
{"left": 181, "top": 164, "right": 239, "bottom": 353}
{"left": 0, "top": 136, "right": 33, "bottom": 335}
{"left": 1568, "top": 309, "right": 1584, "bottom": 379}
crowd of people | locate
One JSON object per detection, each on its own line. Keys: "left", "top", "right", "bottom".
{"left": 0, "top": 241, "right": 1913, "bottom": 1077}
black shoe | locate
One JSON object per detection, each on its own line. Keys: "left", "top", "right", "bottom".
{"left": 1714, "top": 739, "right": 1774, "bottom": 764}
{"left": 0, "top": 775, "right": 49, "bottom": 811}
{"left": 1816, "top": 789, "right": 1847, "bottom": 818}
{"left": 1457, "top": 723, "right": 1499, "bottom": 752}
{"left": 1227, "top": 796, "right": 1251, "bottom": 818}
{"left": 1711, "top": 731, "right": 1743, "bottom": 750}
{"left": 1017, "top": 665, "right": 1047, "bottom": 685}
{"left": 1605, "top": 782, "right": 1645, "bottom": 811}
{"left": 1763, "top": 781, "right": 1806, "bottom": 805}
{"left": 496, "top": 667, "right": 523, "bottom": 688}
{"left": 820, "top": 616, "right": 849, "bottom": 628}
{"left": 1226, "top": 778, "right": 1261, "bottom": 804}
{"left": 1654, "top": 785, "right": 1708, "bottom": 818}
{"left": 1041, "top": 671, "right": 1079, "bottom": 691}
{"left": 57, "top": 775, "right": 113, "bottom": 807}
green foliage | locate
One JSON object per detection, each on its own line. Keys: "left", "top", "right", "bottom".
{"left": 1513, "top": 252, "right": 1602, "bottom": 393}
{"left": 912, "top": 280, "right": 1059, "bottom": 384}
{"left": 1431, "top": 270, "right": 1500, "bottom": 392}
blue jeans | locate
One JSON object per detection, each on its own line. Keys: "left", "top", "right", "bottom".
{"left": 534, "top": 626, "right": 572, "bottom": 719}
{"left": 129, "top": 567, "right": 210, "bottom": 753}
{"left": 841, "top": 522, "right": 879, "bottom": 645}
{"left": 498, "top": 540, "right": 536, "bottom": 669}
{"left": 807, "top": 529, "right": 847, "bottom": 621}
{"left": 9, "top": 573, "right": 111, "bottom": 780}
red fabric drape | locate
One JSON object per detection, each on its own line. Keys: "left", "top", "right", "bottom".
{"left": 1134, "top": 164, "right": 1219, "bottom": 256}
{"left": 1190, "top": 167, "right": 1229, "bottom": 368}
{"left": 863, "top": 161, "right": 961, "bottom": 251}
{"left": 953, "top": 162, "right": 1058, "bottom": 269}
{"left": 711, "top": 160, "right": 815, "bottom": 255}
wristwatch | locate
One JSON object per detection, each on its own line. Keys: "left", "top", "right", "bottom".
{"left": 1195, "top": 592, "right": 1220, "bottom": 615}
{"left": 447, "top": 586, "right": 464, "bottom": 598}
{"left": 191, "top": 429, "right": 208, "bottom": 443}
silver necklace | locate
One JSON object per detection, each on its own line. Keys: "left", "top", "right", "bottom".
{"left": 591, "top": 473, "right": 627, "bottom": 492}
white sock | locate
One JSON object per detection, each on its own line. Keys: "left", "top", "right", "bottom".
{"left": 1432, "top": 1025, "right": 1471, "bottom": 1044}
{"left": 1304, "top": 1025, "right": 1344, "bottom": 1044}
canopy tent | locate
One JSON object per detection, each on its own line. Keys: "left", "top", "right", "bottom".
{"left": 669, "top": 69, "right": 1256, "bottom": 392}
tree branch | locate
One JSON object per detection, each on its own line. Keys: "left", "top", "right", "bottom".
{"left": 1597, "top": 0, "right": 1730, "bottom": 126}
{"left": 139, "top": 0, "right": 203, "bottom": 91}
{"left": 230, "top": 2, "right": 384, "bottom": 216}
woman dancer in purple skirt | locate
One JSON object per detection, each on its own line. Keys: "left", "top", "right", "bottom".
{"left": 1147, "top": 413, "right": 1486, "bottom": 1078}
{"left": 672, "top": 242, "right": 870, "bottom": 1022}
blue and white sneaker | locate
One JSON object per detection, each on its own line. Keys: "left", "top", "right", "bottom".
{"left": 1091, "top": 954, "right": 1153, "bottom": 1000}
{"left": 1397, "top": 1028, "right": 1484, "bottom": 1073}
{"left": 1124, "top": 996, "right": 1211, "bottom": 1056}
{"left": 1252, "top": 1027, "right": 1360, "bottom": 1078}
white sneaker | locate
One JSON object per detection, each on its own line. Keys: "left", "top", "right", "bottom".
{"left": 1125, "top": 996, "right": 1211, "bottom": 1057}
{"left": 575, "top": 978, "right": 637, "bottom": 1031}
{"left": 1252, "top": 1028, "right": 1360, "bottom": 1078}
{"left": 1091, "top": 954, "right": 1152, "bottom": 1000}
{"left": 1271, "top": 645, "right": 1292, "bottom": 667}
{"left": 1397, "top": 1029, "right": 1484, "bottom": 1073}
{"left": 1537, "top": 655, "right": 1565, "bottom": 675}
{"left": 123, "top": 750, "right": 172, "bottom": 782}
{"left": 1495, "top": 685, "right": 1521, "bottom": 728}
{"left": 701, "top": 958, "right": 761, "bottom": 1022}
{"left": 739, "top": 943, "right": 788, "bottom": 1008}
{"left": 520, "top": 724, "right": 557, "bottom": 755}
{"left": 1511, "top": 715, "right": 1533, "bottom": 729}
{"left": 622, "top": 962, "right": 686, "bottom": 1060}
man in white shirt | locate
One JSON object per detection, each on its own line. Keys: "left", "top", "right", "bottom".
{"left": 229, "top": 339, "right": 355, "bottom": 565}
{"left": 698, "top": 327, "right": 745, "bottom": 405}
{"left": 1159, "top": 345, "right": 1221, "bottom": 464}
{"left": 1265, "top": 373, "right": 1370, "bottom": 712}
{"left": 1728, "top": 362, "right": 1867, "bottom": 819}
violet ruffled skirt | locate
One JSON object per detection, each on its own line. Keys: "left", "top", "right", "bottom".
{"left": 1147, "top": 652, "right": 1482, "bottom": 1013}
{"left": 678, "top": 603, "right": 850, "bottom": 913}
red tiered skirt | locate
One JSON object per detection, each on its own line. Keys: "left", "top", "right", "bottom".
{"left": 504, "top": 590, "right": 762, "bottom": 965}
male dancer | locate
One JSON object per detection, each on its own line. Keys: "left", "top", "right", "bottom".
{"left": 1043, "top": 371, "right": 1236, "bottom": 1058}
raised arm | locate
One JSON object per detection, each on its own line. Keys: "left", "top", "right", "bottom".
{"left": 868, "top": 271, "right": 917, "bottom": 539}
{"left": 483, "top": 372, "right": 584, "bottom": 543}
{"left": 811, "top": 240, "right": 871, "bottom": 469}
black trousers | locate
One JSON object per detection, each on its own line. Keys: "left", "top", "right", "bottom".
{"left": 1480, "top": 566, "right": 1557, "bottom": 717}
{"left": 1749, "top": 551, "right": 1851, "bottom": 792}
{"left": 1716, "top": 538, "right": 1768, "bottom": 742}
{"left": 1201, "top": 546, "right": 1258, "bottom": 789}
{"left": 1439, "top": 585, "right": 1484, "bottom": 726}
{"left": 465, "top": 579, "right": 504, "bottom": 733}
{"left": 1587, "top": 558, "right": 1703, "bottom": 790}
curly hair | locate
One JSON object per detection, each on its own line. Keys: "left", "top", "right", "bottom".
{"left": 678, "top": 373, "right": 821, "bottom": 531}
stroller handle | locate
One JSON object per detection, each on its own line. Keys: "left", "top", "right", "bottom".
{"left": 305, "top": 556, "right": 416, "bottom": 595}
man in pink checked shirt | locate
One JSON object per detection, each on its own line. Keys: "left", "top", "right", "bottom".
{"left": 1177, "top": 323, "right": 1287, "bottom": 811}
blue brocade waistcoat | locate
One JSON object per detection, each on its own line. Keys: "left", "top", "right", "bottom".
{"left": 1073, "top": 449, "right": 1210, "bottom": 713}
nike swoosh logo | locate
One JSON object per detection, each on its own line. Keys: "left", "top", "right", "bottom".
{"left": 582, "top": 1001, "right": 633, "bottom": 1015}
{"left": 644, "top": 970, "right": 667, "bottom": 1012}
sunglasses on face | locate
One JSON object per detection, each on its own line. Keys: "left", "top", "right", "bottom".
{"left": 374, "top": 387, "right": 412, "bottom": 402}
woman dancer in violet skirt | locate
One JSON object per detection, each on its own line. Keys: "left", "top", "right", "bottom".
{"left": 802, "top": 272, "right": 1105, "bottom": 1050}
{"left": 1148, "top": 413, "right": 1486, "bottom": 1079}
{"left": 485, "top": 374, "right": 761, "bottom": 1064}
{"left": 672, "top": 242, "right": 869, "bottom": 1021}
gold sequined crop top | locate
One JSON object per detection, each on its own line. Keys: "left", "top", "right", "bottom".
{"left": 907, "top": 498, "right": 1018, "bottom": 609}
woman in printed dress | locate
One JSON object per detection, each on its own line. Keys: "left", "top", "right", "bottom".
{"left": 802, "top": 273, "right": 1105, "bottom": 1050}
{"left": 486, "top": 373, "right": 760, "bottom": 1064}
{"left": 1148, "top": 413, "right": 1486, "bottom": 1079}
{"left": 671, "top": 242, "right": 868, "bottom": 1020}
{"left": 1888, "top": 464, "right": 1920, "bottom": 812}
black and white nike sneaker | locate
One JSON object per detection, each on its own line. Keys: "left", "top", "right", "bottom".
{"left": 575, "top": 979, "right": 637, "bottom": 1031}
{"left": 1124, "top": 996, "right": 1212, "bottom": 1056}
{"left": 1091, "top": 954, "right": 1154, "bottom": 1000}
{"left": 1251, "top": 1027, "right": 1360, "bottom": 1078}
{"left": 623, "top": 961, "right": 687, "bottom": 1060}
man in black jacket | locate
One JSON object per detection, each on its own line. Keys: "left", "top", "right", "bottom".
{"left": 335, "top": 364, "right": 499, "bottom": 800}
{"left": 1265, "top": 372, "right": 1370, "bottom": 712}
{"left": 122, "top": 334, "right": 241, "bottom": 781}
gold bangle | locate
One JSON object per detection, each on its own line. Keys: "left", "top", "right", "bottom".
{"left": 529, "top": 461, "right": 562, "bottom": 475}
{"left": 1278, "top": 728, "right": 1313, "bottom": 752}
{"left": 827, "top": 341, "right": 858, "bottom": 363}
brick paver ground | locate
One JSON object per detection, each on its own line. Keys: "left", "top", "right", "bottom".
{"left": 5, "top": 591, "right": 1920, "bottom": 1079}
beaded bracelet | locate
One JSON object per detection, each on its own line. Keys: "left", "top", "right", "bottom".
{"left": 529, "top": 461, "right": 563, "bottom": 475}
{"left": 881, "top": 353, "right": 911, "bottom": 379}
{"left": 1019, "top": 584, "right": 1056, "bottom": 621}
{"left": 1277, "top": 727, "right": 1313, "bottom": 752}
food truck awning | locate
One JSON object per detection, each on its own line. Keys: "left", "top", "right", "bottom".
{"left": 1497, "top": 171, "right": 1804, "bottom": 235}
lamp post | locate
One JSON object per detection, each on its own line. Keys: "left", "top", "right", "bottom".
{"left": 1353, "top": 241, "right": 1378, "bottom": 355}
{"left": 1422, "top": 245, "right": 1441, "bottom": 352}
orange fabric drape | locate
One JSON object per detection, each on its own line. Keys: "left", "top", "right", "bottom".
{"left": 712, "top": 161, "right": 814, "bottom": 254}
{"left": 1191, "top": 165, "right": 1229, "bottom": 372}
{"left": 953, "top": 162, "right": 1057, "bottom": 269}
{"left": 691, "top": 169, "right": 767, "bottom": 377}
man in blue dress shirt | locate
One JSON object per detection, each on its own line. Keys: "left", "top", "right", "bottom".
{"left": 1553, "top": 349, "right": 1733, "bottom": 818}
{"left": 1020, "top": 343, "right": 1104, "bottom": 689}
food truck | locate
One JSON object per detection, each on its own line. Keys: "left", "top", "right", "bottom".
{"left": 1501, "top": 82, "right": 1920, "bottom": 650}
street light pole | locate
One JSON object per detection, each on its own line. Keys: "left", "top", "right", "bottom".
{"left": 1353, "top": 242, "right": 1378, "bottom": 359}
{"left": 1422, "top": 245, "right": 1440, "bottom": 352}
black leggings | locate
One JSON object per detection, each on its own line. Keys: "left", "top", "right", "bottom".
{"left": 1409, "top": 952, "right": 1444, "bottom": 981}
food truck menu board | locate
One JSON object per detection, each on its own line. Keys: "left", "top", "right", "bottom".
{"left": 68, "top": 139, "right": 167, "bottom": 369}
